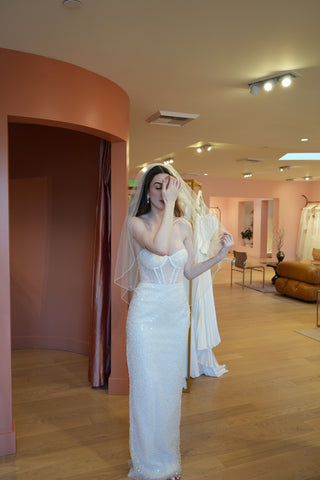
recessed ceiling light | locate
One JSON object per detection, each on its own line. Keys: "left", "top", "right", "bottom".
{"left": 204, "top": 173, "right": 208, "bottom": 176}
{"left": 62, "top": 0, "right": 82, "bottom": 8}
{"left": 243, "top": 173, "right": 253, "bottom": 178}
{"left": 304, "top": 176, "right": 312, "bottom": 181}
{"left": 300, "top": 138, "right": 309, "bottom": 142}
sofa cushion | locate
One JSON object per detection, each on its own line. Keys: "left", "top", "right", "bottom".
{"left": 275, "top": 277, "right": 319, "bottom": 302}
{"left": 277, "top": 261, "right": 320, "bottom": 285}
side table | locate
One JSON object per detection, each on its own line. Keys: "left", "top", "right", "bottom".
{"left": 266, "top": 262, "right": 279, "bottom": 285}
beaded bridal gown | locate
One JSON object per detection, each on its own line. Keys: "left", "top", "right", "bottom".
{"left": 126, "top": 247, "right": 190, "bottom": 480}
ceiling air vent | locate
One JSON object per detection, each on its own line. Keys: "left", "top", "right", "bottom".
{"left": 146, "top": 110, "right": 199, "bottom": 127}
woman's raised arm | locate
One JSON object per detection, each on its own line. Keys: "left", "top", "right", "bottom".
{"left": 182, "top": 221, "right": 234, "bottom": 280}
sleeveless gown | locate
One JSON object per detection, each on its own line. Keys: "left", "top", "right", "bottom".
{"left": 126, "top": 248, "right": 190, "bottom": 480}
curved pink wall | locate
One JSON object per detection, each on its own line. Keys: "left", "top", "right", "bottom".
{"left": 0, "top": 49, "right": 129, "bottom": 456}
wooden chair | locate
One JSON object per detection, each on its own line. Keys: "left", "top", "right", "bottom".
{"left": 312, "top": 248, "right": 320, "bottom": 265}
{"left": 230, "top": 250, "right": 265, "bottom": 289}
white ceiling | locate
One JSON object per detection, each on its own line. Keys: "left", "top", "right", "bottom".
{"left": 1, "top": 0, "right": 320, "bottom": 181}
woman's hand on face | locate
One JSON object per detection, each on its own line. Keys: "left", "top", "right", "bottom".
{"left": 162, "top": 176, "right": 181, "bottom": 205}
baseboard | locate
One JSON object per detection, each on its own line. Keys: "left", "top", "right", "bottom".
{"left": 12, "top": 336, "right": 88, "bottom": 355}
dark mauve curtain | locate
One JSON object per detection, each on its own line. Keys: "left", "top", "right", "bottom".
{"left": 88, "top": 140, "right": 111, "bottom": 387}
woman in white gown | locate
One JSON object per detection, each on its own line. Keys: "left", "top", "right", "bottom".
{"left": 115, "top": 164, "right": 233, "bottom": 480}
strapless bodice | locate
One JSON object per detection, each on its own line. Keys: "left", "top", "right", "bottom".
{"left": 137, "top": 248, "right": 187, "bottom": 285}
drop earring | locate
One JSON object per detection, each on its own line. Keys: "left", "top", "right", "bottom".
{"left": 147, "top": 193, "right": 150, "bottom": 204}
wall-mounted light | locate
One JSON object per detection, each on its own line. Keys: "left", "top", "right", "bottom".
{"left": 243, "top": 173, "right": 253, "bottom": 178}
{"left": 196, "top": 144, "right": 213, "bottom": 153}
{"left": 248, "top": 71, "right": 300, "bottom": 95}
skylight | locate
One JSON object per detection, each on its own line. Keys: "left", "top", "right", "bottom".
{"left": 279, "top": 153, "right": 320, "bottom": 161}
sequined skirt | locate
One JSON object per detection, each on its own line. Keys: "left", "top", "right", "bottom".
{"left": 127, "top": 282, "right": 190, "bottom": 480}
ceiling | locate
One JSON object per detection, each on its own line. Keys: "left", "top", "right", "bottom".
{"left": 1, "top": 0, "right": 320, "bottom": 181}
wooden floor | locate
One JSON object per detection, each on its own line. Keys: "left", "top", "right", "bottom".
{"left": 1, "top": 262, "right": 320, "bottom": 479}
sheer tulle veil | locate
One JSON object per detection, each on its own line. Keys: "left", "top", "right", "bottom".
{"left": 114, "top": 163, "right": 229, "bottom": 303}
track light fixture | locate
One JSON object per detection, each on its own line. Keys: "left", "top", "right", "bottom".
{"left": 279, "top": 165, "right": 290, "bottom": 172}
{"left": 248, "top": 71, "right": 299, "bottom": 95}
{"left": 196, "top": 144, "right": 213, "bottom": 153}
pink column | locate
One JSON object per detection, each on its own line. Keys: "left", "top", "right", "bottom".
{"left": 0, "top": 114, "right": 16, "bottom": 455}
{"left": 108, "top": 142, "right": 129, "bottom": 394}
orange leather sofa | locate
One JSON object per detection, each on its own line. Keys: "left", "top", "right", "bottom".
{"left": 275, "top": 261, "right": 320, "bottom": 302}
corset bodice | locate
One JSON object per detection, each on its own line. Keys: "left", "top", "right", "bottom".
{"left": 137, "top": 248, "right": 187, "bottom": 285}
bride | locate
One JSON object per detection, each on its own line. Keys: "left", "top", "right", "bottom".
{"left": 115, "top": 164, "right": 233, "bottom": 480}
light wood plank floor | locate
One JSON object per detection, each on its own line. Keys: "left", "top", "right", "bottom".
{"left": 1, "top": 262, "right": 320, "bottom": 479}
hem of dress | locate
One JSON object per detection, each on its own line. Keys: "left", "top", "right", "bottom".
{"left": 128, "top": 463, "right": 181, "bottom": 480}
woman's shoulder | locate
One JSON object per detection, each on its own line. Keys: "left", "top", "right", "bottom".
{"left": 128, "top": 215, "right": 149, "bottom": 232}
{"left": 174, "top": 216, "right": 192, "bottom": 231}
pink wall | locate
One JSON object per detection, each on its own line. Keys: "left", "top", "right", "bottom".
{"left": 0, "top": 49, "right": 129, "bottom": 456}
{"left": 198, "top": 175, "right": 320, "bottom": 261}
{"left": 9, "top": 124, "right": 100, "bottom": 353}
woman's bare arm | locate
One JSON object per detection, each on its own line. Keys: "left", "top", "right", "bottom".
{"left": 182, "top": 221, "right": 234, "bottom": 280}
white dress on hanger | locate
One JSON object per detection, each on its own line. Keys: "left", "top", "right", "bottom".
{"left": 297, "top": 204, "right": 320, "bottom": 261}
{"left": 188, "top": 192, "right": 228, "bottom": 379}
{"left": 127, "top": 246, "right": 190, "bottom": 480}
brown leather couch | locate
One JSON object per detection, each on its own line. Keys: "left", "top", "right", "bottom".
{"left": 275, "top": 261, "right": 320, "bottom": 302}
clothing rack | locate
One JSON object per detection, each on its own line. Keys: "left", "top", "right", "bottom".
{"left": 183, "top": 179, "right": 202, "bottom": 393}
{"left": 302, "top": 195, "right": 320, "bottom": 206}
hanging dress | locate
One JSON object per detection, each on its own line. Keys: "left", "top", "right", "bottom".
{"left": 189, "top": 192, "right": 228, "bottom": 378}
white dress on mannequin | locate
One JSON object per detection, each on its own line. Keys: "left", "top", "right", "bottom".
{"left": 127, "top": 246, "right": 190, "bottom": 480}
{"left": 188, "top": 192, "right": 228, "bottom": 379}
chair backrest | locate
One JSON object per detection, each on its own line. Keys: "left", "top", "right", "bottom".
{"left": 312, "top": 248, "right": 320, "bottom": 261}
{"left": 233, "top": 250, "right": 247, "bottom": 268}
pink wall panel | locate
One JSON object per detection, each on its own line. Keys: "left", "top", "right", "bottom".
{"left": 9, "top": 124, "right": 100, "bottom": 354}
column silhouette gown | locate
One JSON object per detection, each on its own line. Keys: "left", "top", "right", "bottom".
{"left": 126, "top": 245, "right": 190, "bottom": 480}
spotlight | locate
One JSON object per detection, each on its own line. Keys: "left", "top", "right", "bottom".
{"left": 279, "top": 165, "right": 290, "bottom": 172}
{"left": 243, "top": 173, "right": 252, "bottom": 178}
{"left": 248, "top": 71, "right": 299, "bottom": 95}
{"left": 164, "top": 158, "right": 174, "bottom": 165}
{"left": 281, "top": 74, "right": 293, "bottom": 87}
{"left": 264, "top": 79, "right": 276, "bottom": 92}
{"left": 249, "top": 83, "right": 262, "bottom": 96}
{"left": 304, "top": 176, "right": 312, "bottom": 181}
{"left": 196, "top": 144, "right": 213, "bottom": 153}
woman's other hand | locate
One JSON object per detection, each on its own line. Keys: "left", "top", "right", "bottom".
{"left": 220, "top": 233, "right": 234, "bottom": 254}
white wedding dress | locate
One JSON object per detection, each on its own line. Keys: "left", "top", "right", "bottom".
{"left": 126, "top": 247, "right": 190, "bottom": 480}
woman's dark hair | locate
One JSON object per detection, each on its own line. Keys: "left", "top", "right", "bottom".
{"left": 136, "top": 165, "right": 183, "bottom": 217}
